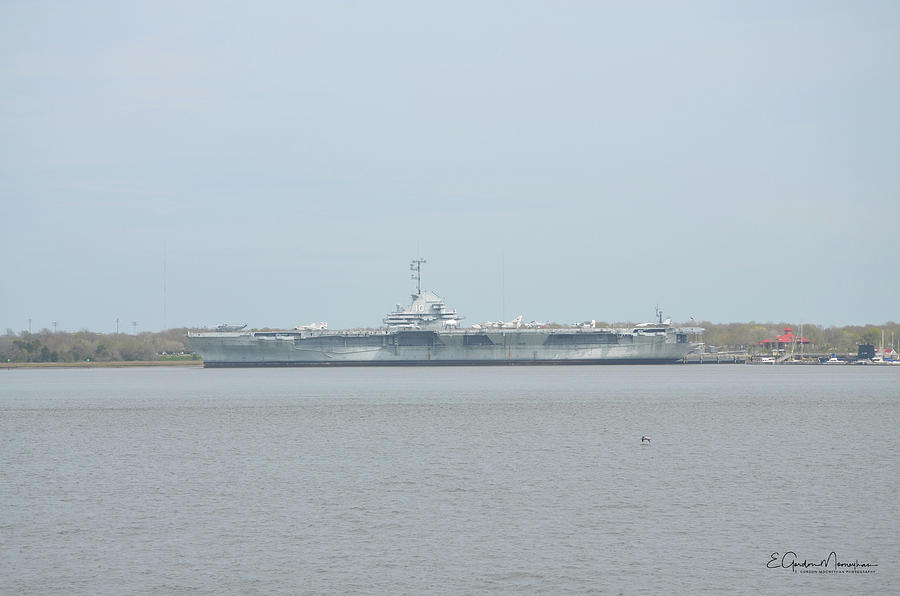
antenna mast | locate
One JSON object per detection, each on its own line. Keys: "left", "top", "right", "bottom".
{"left": 410, "top": 258, "right": 426, "bottom": 295}
{"left": 163, "top": 241, "right": 167, "bottom": 331}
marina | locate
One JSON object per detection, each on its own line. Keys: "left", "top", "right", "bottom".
{"left": 682, "top": 353, "right": 900, "bottom": 365}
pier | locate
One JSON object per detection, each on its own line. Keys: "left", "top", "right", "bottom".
{"left": 682, "top": 353, "right": 747, "bottom": 364}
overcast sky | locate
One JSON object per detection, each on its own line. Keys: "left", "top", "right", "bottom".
{"left": 2, "top": 1, "right": 898, "bottom": 333}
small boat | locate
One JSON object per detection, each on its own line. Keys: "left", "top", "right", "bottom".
{"left": 823, "top": 355, "right": 846, "bottom": 365}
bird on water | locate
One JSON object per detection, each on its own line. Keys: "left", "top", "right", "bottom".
{"left": 641, "top": 435, "right": 651, "bottom": 444}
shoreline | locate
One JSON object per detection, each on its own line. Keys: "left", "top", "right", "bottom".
{"left": 4, "top": 360, "right": 201, "bottom": 369}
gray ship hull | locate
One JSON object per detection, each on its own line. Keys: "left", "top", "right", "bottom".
{"left": 187, "top": 329, "right": 697, "bottom": 367}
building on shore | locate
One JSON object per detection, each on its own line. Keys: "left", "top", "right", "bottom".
{"left": 758, "top": 327, "right": 810, "bottom": 351}
{"left": 876, "top": 346, "right": 898, "bottom": 360}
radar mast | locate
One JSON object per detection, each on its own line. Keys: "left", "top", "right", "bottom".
{"left": 410, "top": 258, "right": 426, "bottom": 296}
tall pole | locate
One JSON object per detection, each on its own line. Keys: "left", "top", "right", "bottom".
{"left": 163, "top": 241, "right": 167, "bottom": 331}
{"left": 410, "top": 258, "right": 426, "bottom": 295}
{"left": 501, "top": 251, "right": 505, "bottom": 321}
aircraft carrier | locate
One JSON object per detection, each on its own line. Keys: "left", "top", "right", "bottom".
{"left": 186, "top": 260, "right": 701, "bottom": 367}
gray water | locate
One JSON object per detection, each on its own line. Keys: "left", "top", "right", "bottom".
{"left": 1, "top": 365, "right": 897, "bottom": 595}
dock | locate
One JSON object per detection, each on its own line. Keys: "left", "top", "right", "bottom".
{"left": 682, "top": 353, "right": 747, "bottom": 364}
{"left": 681, "top": 352, "right": 892, "bottom": 365}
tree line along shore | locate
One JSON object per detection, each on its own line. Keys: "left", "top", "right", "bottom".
{"left": 2, "top": 328, "right": 198, "bottom": 364}
{"left": 2, "top": 321, "right": 898, "bottom": 364}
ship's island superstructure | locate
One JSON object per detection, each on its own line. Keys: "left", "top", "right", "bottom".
{"left": 186, "top": 260, "right": 701, "bottom": 367}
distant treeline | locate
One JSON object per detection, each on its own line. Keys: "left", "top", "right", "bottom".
{"left": 684, "top": 320, "right": 900, "bottom": 353}
{"left": 0, "top": 328, "right": 201, "bottom": 363}
{"left": 2, "top": 321, "right": 898, "bottom": 362}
